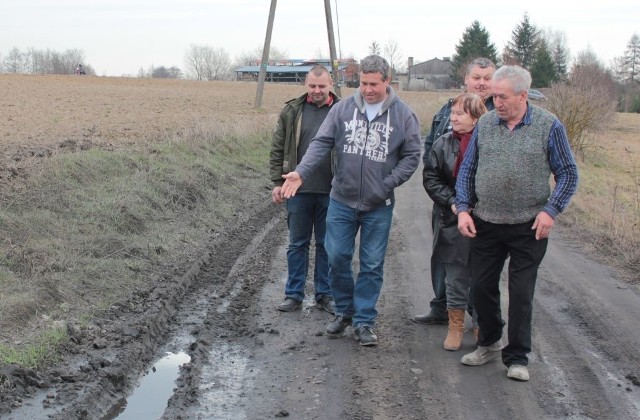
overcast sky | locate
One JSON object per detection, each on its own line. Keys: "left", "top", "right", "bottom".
{"left": 1, "top": 0, "right": 638, "bottom": 77}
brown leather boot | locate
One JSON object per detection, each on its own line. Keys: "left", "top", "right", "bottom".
{"left": 443, "top": 309, "right": 465, "bottom": 351}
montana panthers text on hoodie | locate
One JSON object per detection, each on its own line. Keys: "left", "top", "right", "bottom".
{"left": 294, "top": 86, "right": 421, "bottom": 212}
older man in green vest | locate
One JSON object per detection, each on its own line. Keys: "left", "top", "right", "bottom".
{"left": 455, "top": 65, "right": 579, "bottom": 382}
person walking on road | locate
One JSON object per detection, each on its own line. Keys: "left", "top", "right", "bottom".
{"left": 280, "top": 55, "right": 421, "bottom": 346}
{"left": 423, "top": 93, "right": 487, "bottom": 350}
{"left": 456, "top": 65, "right": 579, "bottom": 381}
{"left": 270, "top": 65, "right": 340, "bottom": 314}
{"left": 412, "top": 58, "right": 496, "bottom": 326}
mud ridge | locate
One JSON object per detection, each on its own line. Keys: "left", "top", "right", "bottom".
{"left": 1, "top": 200, "right": 285, "bottom": 419}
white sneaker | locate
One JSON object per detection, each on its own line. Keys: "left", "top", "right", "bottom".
{"left": 460, "top": 339, "right": 505, "bottom": 366}
{"left": 507, "top": 364, "right": 530, "bottom": 381}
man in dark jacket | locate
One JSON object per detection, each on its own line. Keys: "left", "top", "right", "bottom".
{"left": 270, "top": 65, "right": 339, "bottom": 314}
{"left": 280, "top": 55, "right": 421, "bottom": 346}
{"left": 412, "top": 57, "right": 496, "bottom": 326}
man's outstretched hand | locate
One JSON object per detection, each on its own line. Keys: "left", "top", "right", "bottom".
{"left": 281, "top": 172, "right": 303, "bottom": 198}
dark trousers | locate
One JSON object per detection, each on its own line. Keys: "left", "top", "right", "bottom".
{"left": 470, "top": 216, "right": 548, "bottom": 367}
{"left": 429, "top": 205, "right": 447, "bottom": 316}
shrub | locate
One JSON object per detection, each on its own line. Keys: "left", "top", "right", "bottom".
{"left": 545, "top": 62, "right": 617, "bottom": 157}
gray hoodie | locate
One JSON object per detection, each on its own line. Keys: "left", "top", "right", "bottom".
{"left": 295, "top": 86, "right": 421, "bottom": 212}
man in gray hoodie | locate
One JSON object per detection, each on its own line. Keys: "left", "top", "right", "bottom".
{"left": 281, "top": 55, "right": 421, "bottom": 346}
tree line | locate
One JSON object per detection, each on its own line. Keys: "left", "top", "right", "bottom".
{"left": 0, "top": 47, "right": 95, "bottom": 76}
{"left": 2, "top": 13, "right": 638, "bottom": 113}
{"left": 449, "top": 14, "right": 639, "bottom": 113}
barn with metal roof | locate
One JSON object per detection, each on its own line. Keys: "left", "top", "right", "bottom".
{"left": 235, "top": 59, "right": 358, "bottom": 84}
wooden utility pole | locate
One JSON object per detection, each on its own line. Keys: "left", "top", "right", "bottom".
{"left": 324, "top": 0, "right": 342, "bottom": 97}
{"left": 255, "top": 0, "right": 277, "bottom": 108}
{"left": 255, "top": 0, "right": 342, "bottom": 107}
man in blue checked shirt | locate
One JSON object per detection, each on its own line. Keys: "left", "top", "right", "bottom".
{"left": 455, "top": 65, "right": 578, "bottom": 382}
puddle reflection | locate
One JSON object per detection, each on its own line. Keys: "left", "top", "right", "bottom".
{"left": 104, "top": 351, "right": 191, "bottom": 420}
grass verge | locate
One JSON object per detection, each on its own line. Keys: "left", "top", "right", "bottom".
{"left": 0, "top": 121, "right": 273, "bottom": 369}
{"left": 560, "top": 113, "right": 639, "bottom": 282}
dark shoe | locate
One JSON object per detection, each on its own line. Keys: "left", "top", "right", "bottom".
{"left": 277, "top": 297, "right": 301, "bottom": 312}
{"left": 316, "top": 295, "right": 336, "bottom": 315}
{"left": 326, "top": 315, "right": 352, "bottom": 337}
{"left": 411, "top": 310, "right": 448, "bottom": 325}
{"left": 354, "top": 326, "right": 378, "bottom": 346}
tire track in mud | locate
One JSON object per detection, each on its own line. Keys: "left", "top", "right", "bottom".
{"left": 2, "top": 200, "right": 287, "bottom": 419}
{"left": 162, "top": 202, "right": 288, "bottom": 419}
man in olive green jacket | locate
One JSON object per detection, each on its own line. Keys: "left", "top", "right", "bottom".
{"left": 269, "top": 65, "right": 339, "bottom": 314}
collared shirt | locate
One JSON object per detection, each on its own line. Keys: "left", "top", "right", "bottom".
{"left": 456, "top": 104, "right": 579, "bottom": 219}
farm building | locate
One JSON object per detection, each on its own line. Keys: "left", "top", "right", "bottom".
{"left": 235, "top": 58, "right": 358, "bottom": 85}
{"left": 405, "top": 57, "right": 456, "bottom": 91}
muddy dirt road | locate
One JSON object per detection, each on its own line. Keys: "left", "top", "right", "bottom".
{"left": 3, "top": 168, "right": 640, "bottom": 419}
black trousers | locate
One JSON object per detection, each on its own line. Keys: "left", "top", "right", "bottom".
{"left": 470, "top": 216, "right": 548, "bottom": 367}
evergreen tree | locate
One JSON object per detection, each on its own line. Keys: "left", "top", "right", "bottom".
{"left": 530, "top": 40, "right": 556, "bottom": 87}
{"left": 541, "top": 28, "right": 570, "bottom": 81}
{"left": 552, "top": 43, "right": 569, "bottom": 81}
{"left": 450, "top": 20, "right": 498, "bottom": 83}
{"left": 502, "top": 13, "right": 540, "bottom": 69}
{"left": 623, "top": 33, "right": 640, "bottom": 85}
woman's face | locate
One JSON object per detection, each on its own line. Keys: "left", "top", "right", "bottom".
{"left": 450, "top": 102, "right": 477, "bottom": 134}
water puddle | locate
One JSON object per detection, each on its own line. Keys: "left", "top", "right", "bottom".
{"left": 102, "top": 351, "right": 191, "bottom": 419}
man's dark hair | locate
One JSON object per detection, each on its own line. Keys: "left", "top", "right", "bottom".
{"left": 307, "top": 64, "right": 331, "bottom": 79}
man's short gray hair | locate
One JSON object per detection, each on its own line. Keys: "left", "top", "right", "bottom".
{"left": 493, "top": 65, "right": 532, "bottom": 94}
{"left": 360, "top": 55, "right": 391, "bottom": 80}
{"left": 466, "top": 57, "right": 496, "bottom": 76}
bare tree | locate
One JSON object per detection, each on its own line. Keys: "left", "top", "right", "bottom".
{"left": 184, "top": 44, "right": 231, "bottom": 81}
{"left": 610, "top": 56, "right": 628, "bottom": 83}
{"left": 368, "top": 41, "right": 381, "bottom": 56}
{"left": 184, "top": 45, "right": 208, "bottom": 80}
{"left": 49, "top": 48, "right": 86, "bottom": 74}
{"left": 2, "top": 47, "right": 30, "bottom": 73}
{"left": 313, "top": 48, "right": 327, "bottom": 59}
{"left": 384, "top": 39, "right": 403, "bottom": 74}
{"left": 1, "top": 47, "right": 91, "bottom": 75}
{"left": 260, "top": 45, "right": 288, "bottom": 61}
{"left": 546, "top": 49, "right": 616, "bottom": 156}
{"left": 235, "top": 45, "right": 289, "bottom": 66}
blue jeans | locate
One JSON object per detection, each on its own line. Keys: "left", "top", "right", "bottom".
{"left": 285, "top": 193, "right": 331, "bottom": 302}
{"left": 325, "top": 198, "right": 394, "bottom": 328}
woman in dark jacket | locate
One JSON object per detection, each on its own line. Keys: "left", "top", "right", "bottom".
{"left": 423, "top": 93, "right": 487, "bottom": 351}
